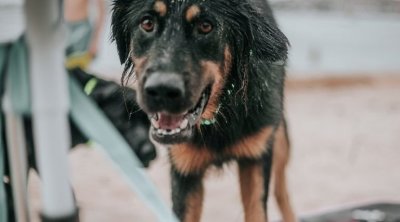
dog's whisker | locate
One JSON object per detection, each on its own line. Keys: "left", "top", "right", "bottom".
{"left": 128, "top": 107, "right": 144, "bottom": 119}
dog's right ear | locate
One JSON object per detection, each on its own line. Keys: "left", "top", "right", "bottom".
{"left": 111, "top": 0, "right": 133, "bottom": 64}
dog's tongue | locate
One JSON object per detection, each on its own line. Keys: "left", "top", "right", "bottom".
{"left": 158, "top": 113, "right": 184, "bottom": 130}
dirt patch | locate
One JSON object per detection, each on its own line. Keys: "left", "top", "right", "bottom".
{"left": 286, "top": 74, "right": 400, "bottom": 90}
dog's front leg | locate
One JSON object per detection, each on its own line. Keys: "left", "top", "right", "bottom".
{"left": 239, "top": 152, "right": 273, "bottom": 222}
{"left": 171, "top": 167, "right": 204, "bottom": 222}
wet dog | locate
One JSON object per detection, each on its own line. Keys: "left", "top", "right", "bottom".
{"left": 112, "top": 0, "right": 295, "bottom": 221}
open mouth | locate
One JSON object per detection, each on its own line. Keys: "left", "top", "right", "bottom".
{"left": 149, "top": 87, "right": 211, "bottom": 144}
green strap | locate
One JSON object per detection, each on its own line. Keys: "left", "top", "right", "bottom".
{"left": 83, "top": 78, "right": 98, "bottom": 95}
{"left": 69, "top": 77, "right": 177, "bottom": 222}
{"left": 0, "top": 44, "right": 9, "bottom": 222}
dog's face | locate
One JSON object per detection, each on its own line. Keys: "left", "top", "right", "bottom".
{"left": 112, "top": 0, "right": 288, "bottom": 144}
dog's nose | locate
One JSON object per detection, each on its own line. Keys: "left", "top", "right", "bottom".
{"left": 144, "top": 72, "right": 185, "bottom": 111}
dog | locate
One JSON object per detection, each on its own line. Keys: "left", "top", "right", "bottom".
{"left": 111, "top": 0, "right": 295, "bottom": 221}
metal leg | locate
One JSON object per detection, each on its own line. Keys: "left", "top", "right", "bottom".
{"left": 3, "top": 99, "right": 29, "bottom": 222}
{"left": 25, "top": 0, "right": 77, "bottom": 220}
{"left": 0, "top": 120, "right": 8, "bottom": 222}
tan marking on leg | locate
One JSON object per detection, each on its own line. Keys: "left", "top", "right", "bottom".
{"left": 273, "top": 121, "right": 296, "bottom": 222}
{"left": 154, "top": 0, "right": 167, "bottom": 17}
{"left": 170, "top": 144, "right": 213, "bottom": 175}
{"left": 183, "top": 184, "right": 204, "bottom": 222}
{"left": 239, "top": 162, "right": 266, "bottom": 222}
{"left": 226, "top": 127, "right": 274, "bottom": 159}
{"left": 186, "top": 5, "right": 201, "bottom": 22}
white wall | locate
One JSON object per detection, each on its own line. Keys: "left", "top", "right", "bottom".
{"left": 276, "top": 11, "right": 400, "bottom": 75}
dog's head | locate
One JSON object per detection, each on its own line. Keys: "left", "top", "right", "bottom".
{"left": 112, "top": 0, "right": 288, "bottom": 144}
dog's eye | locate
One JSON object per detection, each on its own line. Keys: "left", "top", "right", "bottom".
{"left": 197, "top": 21, "right": 213, "bottom": 34}
{"left": 140, "top": 16, "right": 155, "bottom": 32}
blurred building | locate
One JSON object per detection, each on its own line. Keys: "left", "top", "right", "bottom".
{"left": 271, "top": 0, "right": 400, "bottom": 14}
{"left": 269, "top": 0, "right": 400, "bottom": 76}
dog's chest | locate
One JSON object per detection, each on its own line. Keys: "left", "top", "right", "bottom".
{"left": 169, "top": 126, "right": 273, "bottom": 175}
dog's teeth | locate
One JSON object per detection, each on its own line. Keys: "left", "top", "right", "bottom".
{"left": 180, "top": 119, "right": 189, "bottom": 129}
{"left": 151, "top": 118, "right": 160, "bottom": 129}
{"left": 156, "top": 128, "right": 182, "bottom": 136}
{"left": 171, "top": 128, "right": 179, "bottom": 135}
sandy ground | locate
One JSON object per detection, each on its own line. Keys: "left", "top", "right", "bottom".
{"left": 28, "top": 76, "right": 400, "bottom": 221}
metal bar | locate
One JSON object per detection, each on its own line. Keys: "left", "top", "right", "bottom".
{"left": 3, "top": 100, "right": 29, "bottom": 222}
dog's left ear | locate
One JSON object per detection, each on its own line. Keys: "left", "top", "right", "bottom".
{"left": 111, "top": 0, "right": 133, "bottom": 64}
{"left": 250, "top": 13, "right": 289, "bottom": 63}
{"left": 228, "top": 1, "right": 289, "bottom": 73}
{"left": 239, "top": 0, "right": 289, "bottom": 62}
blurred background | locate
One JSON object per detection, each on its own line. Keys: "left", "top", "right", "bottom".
{"left": 91, "top": 0, "right": 400, "bottom": 77}
{"left": 27, "top": 0, "right": 400, "bottom": 221}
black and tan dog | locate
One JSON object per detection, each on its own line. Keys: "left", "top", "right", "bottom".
{"left": 112, "top": 0, "right": 295, "bottom": 221}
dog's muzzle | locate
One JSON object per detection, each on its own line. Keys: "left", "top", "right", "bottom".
{"left": 144, "top": 72, "right": 186, "bottom": 113}
{"left": 142, "top": 72, "right": 210, "bottom": 144}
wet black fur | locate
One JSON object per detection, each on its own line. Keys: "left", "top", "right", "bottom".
{"left": 112, "top": 0, "right": 289, "bottom": 220}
